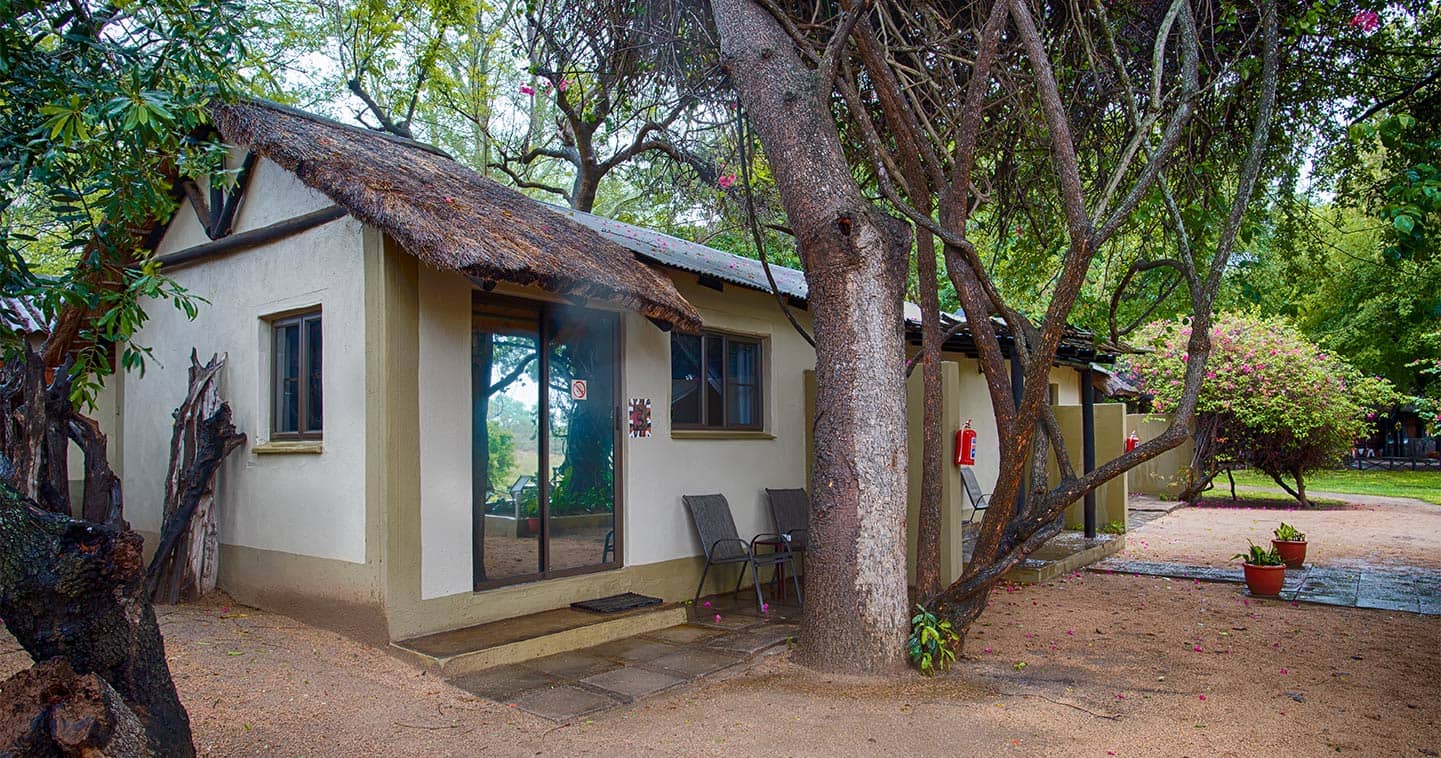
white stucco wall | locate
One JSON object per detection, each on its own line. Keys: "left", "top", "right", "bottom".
{"left": 1050, "top": 366, "right": 1083, "bottom": 406}
{"left": 417, "top": 265, "right": 476, "bottom": 598}
{"left": 621, "top": 278, "right": 815, "bottom": 567}
{"left": 125, "top": 157, "right": 369, "bottom": 564}
{"left": 411, "top": 270, "right": 817, "bottom": 598}
{"left": 948, "top": 355, "right": 1003, "bottom": 512}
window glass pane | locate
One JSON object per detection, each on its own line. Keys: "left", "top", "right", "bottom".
{"left": 473, "top": 302, "right": 542, "bottom": 584}
{"left": 305, "top": 317, "right": 323, "bottom": 432}
{"left": 704, "top": 335, "right": 723, "bottom": 427}
{"left": 727, "top": 341, "right": 759, "bottom": 427}
{"left": 670, "top": 333, "right": 700, "bottom": 425}
{"left": 275, "top": 322, "right": 300, "bottom": 433}
{"left": 547, "top": 306, "right": 617, "bottom": 571}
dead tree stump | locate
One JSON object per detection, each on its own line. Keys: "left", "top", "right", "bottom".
{"left": 146, "top": 351, "right": 244, "bottom": 604}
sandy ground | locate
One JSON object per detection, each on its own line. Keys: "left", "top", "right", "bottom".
{"left": 1123, "top": 490, "right": 1441, "bottom": 570}
{"left": 5, "top": 571, "right": 1439, "bottom": 757}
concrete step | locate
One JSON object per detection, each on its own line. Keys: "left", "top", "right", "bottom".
{"left": 392, "top": 602, "right": 687, "bottom": 678}
{"left": 1003, "top": 532, "right": 1126, "bottom": 583}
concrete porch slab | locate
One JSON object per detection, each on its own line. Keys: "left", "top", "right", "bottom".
{"left": 392, "top": 602, "right": 686, "bottom": 677}
{"left": 1004, "top": 533, "right": 1126, "bottom": 583}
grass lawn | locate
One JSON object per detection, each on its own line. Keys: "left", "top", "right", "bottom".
{"left": 1229, "top": 467, "right": 1441, "bottom": 505}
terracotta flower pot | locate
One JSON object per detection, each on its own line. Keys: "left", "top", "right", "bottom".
{"left": 1242, "top": 562, "right": 1286, "bottom": 597}
{"left": 1272, "top": 539, "right": 1307, "bottom": 569}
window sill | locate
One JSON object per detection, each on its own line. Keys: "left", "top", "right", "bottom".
{"left": 253, "top": 439, "right": 323, "bottom": 455}
{"left": 670, "top": 429, "right": 775, "bottom": 441}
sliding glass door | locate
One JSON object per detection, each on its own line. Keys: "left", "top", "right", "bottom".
{"left": 471, "top": 295, "right": 619, "bottom": 589}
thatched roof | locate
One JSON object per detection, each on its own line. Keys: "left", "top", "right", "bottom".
{"left": 209, "top": 100, "right": 701, "bottom": 331}
{"left": 0, "top": 294, "right": 48, "bottom": 337}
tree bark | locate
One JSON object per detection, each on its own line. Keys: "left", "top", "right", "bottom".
{"left": 0, "top": 658, "right": 150, "bottom": 756}
{"left": 0, "top": 474, "right": 194, "bottom": 755}
{"left": 143, "top": 400, "right": 245, "bottom": 603}
{"left": 148, "top": 352, "right": 243, "bottom": 603}
{"left": 713, "top": 0, "right": 914, "bottom": 673}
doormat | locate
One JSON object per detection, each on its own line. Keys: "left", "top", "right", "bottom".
{"left": 571, "top": 592, "right": 663, "bottom": 614}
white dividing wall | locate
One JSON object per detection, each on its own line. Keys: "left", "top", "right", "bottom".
{"left": 126, "top": 157, "right": 369, "bottom": 564}
{"left": 417, "top": 265, "right": 475, "bottom": 598}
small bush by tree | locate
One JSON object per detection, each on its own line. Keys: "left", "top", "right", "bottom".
{"left": 1132, "top": 313, "right": 1397, "bottom": 506}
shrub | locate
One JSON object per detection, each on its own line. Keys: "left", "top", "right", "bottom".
{"left": 1130, "top": 313, "right": 1398, "bottom": 506}
{"left": 907, "top": 604, "right": 958, "bottom": 676}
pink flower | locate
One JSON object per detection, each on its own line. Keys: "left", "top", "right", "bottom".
{"left": 702, "top": 601, "right": 712, "bottom": 608}
{"left": 714, "top": 614, "right": 722, "bottom": 622}
{"left": 762, "top": 602, "right": 770, "bottom": 614}
{"left": 984, "top": 646, "right": 994, "bottom": 654}
{"left": 1193, "top": 645, "right": 1203, "bottom": 652}
{"left": 1199, "top": 694, "right": 1207, "bottom": 701}
{"left": 557, "top": 78, "right": 571, "bottom": 92}
{"left": 1279, "top": 668, "right": 1288, "bottom": 674}
{"left": 519, "top": 84, "right": 535, "bottom": 96}
{"left": 718, "top": 174, "right": 737, "bottom": 190}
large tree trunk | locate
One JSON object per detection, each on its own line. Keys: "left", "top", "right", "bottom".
{"left": 713, "top": 0, "right": 914, "bottom": 673}
{"left": 0, "top": 474, "right": 194, "bottom": 755}
{"left": 0, "top": 658, "right": 149, "bottom": 756}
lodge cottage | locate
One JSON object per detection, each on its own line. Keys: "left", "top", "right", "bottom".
{"left": 87, "top": 100, "right": 1127, "bottom": 651}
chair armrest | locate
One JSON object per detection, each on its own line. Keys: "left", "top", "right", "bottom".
{"left": 976, "top": 494, "right": 991, "bottom": 509}
{"left": 749, "top": 533, "right": 787, "bottom": 553}
{"left": 707, "top": 538, "right": 749, "bottom": 559}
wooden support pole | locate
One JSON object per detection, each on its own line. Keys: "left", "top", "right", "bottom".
{"left": 1081, "top": 367, "right": 1097, "bottom": 539}
{"left": 157, "top": 206, "right": 347, "bottom": 269}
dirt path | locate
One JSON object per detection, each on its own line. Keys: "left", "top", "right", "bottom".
{"left": 1121, "top": 489, "right": 1441, "bottom": 570}
{"left": 5, "top": 572, "right": 1439, "bottom": 756}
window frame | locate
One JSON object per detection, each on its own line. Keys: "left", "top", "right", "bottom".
{"left": 670, "top": 330, "right": 765, "bottom": 432}
{"left": 269, "top": 308, "right": 323, "bottom": 441}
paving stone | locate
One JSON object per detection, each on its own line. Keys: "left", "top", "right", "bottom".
{"left": 588, "top": 636, "right": 683, "bottom": 663}
{"left": 524, "top": 650, "right": 621, "bottom": 679}
{"left": 448, "top": 664, "right": 558, "bottom": 702}
{"left": 1357, "top": 572, "right": 1420, "bottom": 613}
{"left": 513, "top": 685, "right": 622, "bottom": 721}
{"left": 688, "top": 610, "right": 765, "bottom": 631}
{"left": 641, "top": 647, "right": 744, "bottom": 677}
{"left": 1291, "top": 568, "right": 1359, "bottom": 606}
{"left": 706, "top": 627, "right": 794, "bottom": 654}
{"left": 645, "top": 624, "right": 726, "bottom": 645}
{"left": 581, "top": 666, "right": 687, "bottom": 700}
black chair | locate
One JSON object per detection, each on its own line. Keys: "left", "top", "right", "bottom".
{"left": 683, "top": 494, "right": 802, "bottom": 612}
{"left": 764, "top": 488, "right": 809, "bottom": 553}
{"left": 960, "top": 468, "right": 991, "bottom": 523}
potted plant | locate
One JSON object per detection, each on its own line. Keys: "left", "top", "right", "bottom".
{"left": 1234, "top": 542, "right": 1286, "bottom": 597}
{"left": 1271, "top": 522, "right": 1307, "bottom": 569}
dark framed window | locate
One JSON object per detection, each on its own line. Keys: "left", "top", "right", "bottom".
{"left": 271, "top": 309, "right": 322, "bottom": 439}
{"left": 671, "top": 331, "right": 763, "bottom": 430}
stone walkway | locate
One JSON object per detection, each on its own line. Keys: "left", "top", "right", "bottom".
{"left": 1093, "top": 559, "right": 1441, "bottom": 615}
{"left": 447, "top": 596, "right": 798, "bottom": 721}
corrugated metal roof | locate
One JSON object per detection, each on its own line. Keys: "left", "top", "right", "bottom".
{"left": 0, "top": 295, "right": 48, "bottom": 335}
{"left": 553, "top": 206, "right": 811, "bottom": 302}
{"left": 552, "top": 205, "right": 1117, "bottom": 363}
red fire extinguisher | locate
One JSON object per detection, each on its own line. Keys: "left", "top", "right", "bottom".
{"left": 955, "top": 419, "right": 977, "bottom": 466}
{"left": 1125, "top": 430, "right": 1139, "bottom": 453}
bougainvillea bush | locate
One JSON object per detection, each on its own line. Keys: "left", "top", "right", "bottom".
{"left": 1131, "top": 313, "right": 1398, "bottom": 506}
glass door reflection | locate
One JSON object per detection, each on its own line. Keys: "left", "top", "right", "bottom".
{"left": 472, "top": 297, "right": 619, "bottom": 590}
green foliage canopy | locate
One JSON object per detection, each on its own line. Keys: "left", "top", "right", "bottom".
{"left": 0, "top": 0, "right": 245, "bottom": 398}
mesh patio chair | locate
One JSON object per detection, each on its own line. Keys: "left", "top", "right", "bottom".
{"left": 960, "top": 468, "right": 991, "bottom": 524}
{"left": 683, "top": 494, "right": 803, "bottom": 612}
{"left": 764, "top": 488, "right": 810, "bottom": 553}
